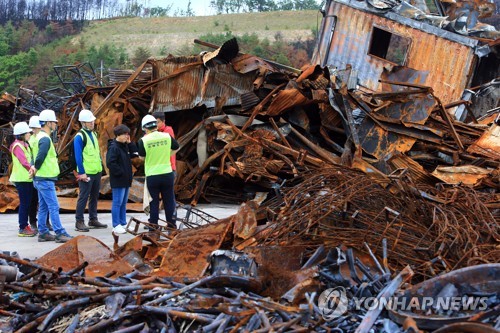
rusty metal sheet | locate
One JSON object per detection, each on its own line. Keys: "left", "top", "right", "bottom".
{"left": 478, "top": 113, "right": 499, "bottom": 125}
{"left": 358, "top": 93, "right": 437, "bottom": 159}
{"left": 92, "top": 93, "right": 125, "bottom": 175}
{"left": 351, "top": 155, "right": 391, "bottom": 187}
{"left": 36, "top": 235, "right": 134, "bottom": 277}
{"left": 245, "top": 245, "right": 307, "bottom": 298}
{"left": 467, "top": 123, "right": 500, "bottom": 160}
{"left": 246, "top": 246, "right": 305, "bottom": 271}
{"left": 0, "top": 181, "right": 19, "bottom": 213}
{"left": 266, "top": 88, "right": 309, "bottom": 116}
{"left": 388, "top": 153, "right": 441, "bottom": 185}
{"left": 115, "top": 235, "right": 145, "bottom": 257}
{"left": 312, "top": 0, "right": 478, "bottom": 104}
{"left": 157, "top": 218, "right": 233, "bottom": 278}
{"left": 150, "top": 56, "right": 255, "bottom": 113}
{"left": 296, "top": 64, "right": 330, "bottom": 91}
{"left": 232, "top": 202, "right": 258, "bottom": 242}
{"left": 380, "top": 67, "right": 429, "bottom": 92}
{"left": 232, "top": 54, "right": 275, "bottom": 74}
{"left": 201, "top": 37, "right": 239, "bottom": 65}
{"left": 432, "top": 165, "right": 492, "bottom": 185}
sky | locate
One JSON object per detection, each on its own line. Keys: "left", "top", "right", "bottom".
{"left": 137, "top": 0, "right": 214, "bottom": 16}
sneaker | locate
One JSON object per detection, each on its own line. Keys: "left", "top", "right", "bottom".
{"left": 112, "top": 225, "right": 127, "bottom": 234}
{"left": 55, "top": 233, "right": 73, "bottom": 243}
{"left": 38, "top": 232, "right": 56, "bottom": 242}
{"left": 89, "top": 219, "right": 108, "bottom": 229}
{"left": 75, "top": 220, "right": 89, "bottom": 232}
{"left": 18, "top": 225, "right": 37, "bottom": 237}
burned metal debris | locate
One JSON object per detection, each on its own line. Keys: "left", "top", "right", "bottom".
{"left": 0, "top": 0, "right": 499, "bottom": 330}
{"left": 0, "top": 211, "right": 498, "bottom": 332}
{"left": 0, "top": 34, "right": 499, "bottom": 206}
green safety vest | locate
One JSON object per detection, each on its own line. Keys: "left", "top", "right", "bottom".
{"left": 9, "top": 141, "right": 32, "bottom": 183}
{"left": 29, "top": 133, "right": 38, "bottom": 162}
{"left": 142, "top": 131, "right": 172, "bottom": 176}
{"left": 77, "top": 130, "right": 102, "bottom": 174}
{"left": 36, "top": 131, "right": 60, "bottom": 178}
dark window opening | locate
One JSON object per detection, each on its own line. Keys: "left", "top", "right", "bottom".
{"left": 368, "top": 27, "right": 411, "bottom": 66}
{"left": 470, "top": 52, "right": 500, "bottom": 87}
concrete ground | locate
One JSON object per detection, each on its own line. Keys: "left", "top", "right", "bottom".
{"left": 0, "top": 203, "right": 239, "bottom": 260}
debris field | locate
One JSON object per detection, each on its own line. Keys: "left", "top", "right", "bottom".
{"left": 0, "top": 0, "right": 499, "bottom": 330}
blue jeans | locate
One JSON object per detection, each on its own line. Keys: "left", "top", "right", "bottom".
{"left": 14, "top": 182, "right": 34, "bottom": 230}
{"left": 111, "top": 187, "right": 129, "bottom": 227}
{"left": 33, "top": 180, "right": 66, "bottom": 235}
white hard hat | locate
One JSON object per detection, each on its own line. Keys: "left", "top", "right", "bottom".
{"left": 39, "top": 109, "right": 58, "bottom": 122}
{"left": 13, "top": 122, "right": 32, "bottom": 136}
{"left": 141, "top": 114, "right": 157, "bottom": 129}
{"left": 78, "top": 109, "right": 96, "bottom": 122}
{"left": 28, "top": 116, "right": 41, "bottom": 128}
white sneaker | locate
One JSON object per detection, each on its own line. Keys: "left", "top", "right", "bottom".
{"left": 113, "top": 225, "right": 127, "bottom": 234}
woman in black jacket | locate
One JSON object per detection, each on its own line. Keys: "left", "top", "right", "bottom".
{"left": 106, "top": 125, "right": 138, "bottom": 234}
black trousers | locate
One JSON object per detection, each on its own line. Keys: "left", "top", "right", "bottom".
{"left": 146, "top": 172, "right": 175, "bottom": 228}
{"left": 75, "top": 172, "right": 102, "bottom": 222}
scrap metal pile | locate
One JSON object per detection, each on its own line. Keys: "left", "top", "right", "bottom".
{"left": 0, "top": 38, "right": 499, "bottom": 207}
{"left": 0, "top": 206, "right": 498, "bottom": 332}
{"left": 0, "top": 36, "right": 499, "bottom": 331}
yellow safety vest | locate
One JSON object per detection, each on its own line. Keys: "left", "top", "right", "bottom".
{"left": 78, "top": 130, "right": 102, "bottom": 174}
{"left": 142, "top": 131, "right": 172, "bottom": 176}
{"left": 35, "top": 131, "right": 60, "bottom": 178}
{"left": 9, "top": 141, "right": 32, "bottom": 183}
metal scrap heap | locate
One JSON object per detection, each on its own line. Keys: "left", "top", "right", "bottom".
{"left": 0, "top": 6, "right": 499, "bottom": 330}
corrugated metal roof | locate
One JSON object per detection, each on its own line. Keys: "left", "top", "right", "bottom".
{"left": 313, "top": 0, "right": 479, "bottom": 104}
{"left": 149, "top": 56, "right": 256, "bottom": 113}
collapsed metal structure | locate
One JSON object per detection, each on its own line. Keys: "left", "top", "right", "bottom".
{"left": 0, "top": 0, "right": 499, "bottom": 330}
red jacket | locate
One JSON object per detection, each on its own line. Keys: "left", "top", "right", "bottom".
{"left": 158, "top": 123, "right": 176, "bottom": 171}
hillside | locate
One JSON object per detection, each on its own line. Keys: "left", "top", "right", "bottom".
{"left": 0, "top": 10, "right": 322, "bottom": 93}
{"left": 72, "top": 10, "right": 322, "bottom": 57}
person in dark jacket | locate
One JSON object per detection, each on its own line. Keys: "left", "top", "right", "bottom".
{"left": 106, "top": 125, "right": 138, "bottom": 234}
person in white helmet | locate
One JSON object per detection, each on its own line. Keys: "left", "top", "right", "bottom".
{"left": 9, "top": 122, "right": 37, "bottom": 237}
{"left": 153, "top": 112, "right": 178, "bottom": 221}
{"left": 73, "top": 109, "right": 108, "bottom": 232}
{"left": 27, "top": 115, "right": 52, "bottom": 232}
{"left": 138, "top": 114, "right": 179, "bottom": 230}
{"left": 29, "top": 109, "right": 73, "bottom": 243}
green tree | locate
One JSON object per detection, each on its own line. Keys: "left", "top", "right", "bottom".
{"left": 132, "top": 46, "right": 152, "bottom": 67}
{"left": 210, "top": 0, "right": 226, "bottom": 14}
{"left": 245, "top": 0, "right": 278, "bottom": 12}
{"left": 149, "top": 6, "right": 172, "bottom": 17}
{"left": 185, "top": 1, "right": 195, "bottom": 16}
{"left": 0, "top": 49, "right": 39, "bottom": 92}
{"left": 294, "top": 0, "right": 320, "bottom": 10}
{"left": 87, "top": 44, "right": 129, "bottom": 70}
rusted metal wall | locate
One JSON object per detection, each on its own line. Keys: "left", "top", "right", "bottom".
{"left": 150, "top": 56, "right": 256, "bottom": 113}
{"left": 313, "top": 0, "right": 478, "bottom": 104}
